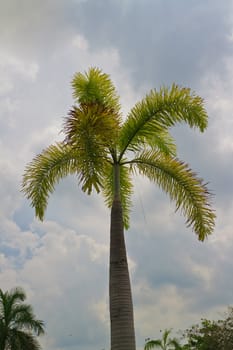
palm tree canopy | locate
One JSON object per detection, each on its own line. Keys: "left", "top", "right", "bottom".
{"left": 22, "top": 67, "right": 215, "bottom": 240}
{"left": 145, "top": 329, "right": 183, "bottom": 350}
{"left": 0, "top": 287, "right": 45, "bottom": 350}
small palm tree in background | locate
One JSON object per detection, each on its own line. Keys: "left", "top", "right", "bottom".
{"left": 145, "top": 329, "right": 183, "bottom": 350}
{"left": 0, "top": 287, "right": 45, "bottom": 350}
{"left": 22, "top": 67, "right": 215, "bottom": 350}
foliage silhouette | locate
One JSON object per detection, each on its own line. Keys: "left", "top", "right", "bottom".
{"left": 0, "top": 287, "right": 44, "bottom": 350}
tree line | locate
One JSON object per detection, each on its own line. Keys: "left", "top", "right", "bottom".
{"left": 144, "top": 306, "right": 233, "bottom": 349}
{"left": 1, "top": 286, "right": 232, "bottom": 350}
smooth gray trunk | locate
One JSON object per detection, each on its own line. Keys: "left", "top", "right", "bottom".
{"left": 109, "top": 196, "right": 136, "bottom": 350}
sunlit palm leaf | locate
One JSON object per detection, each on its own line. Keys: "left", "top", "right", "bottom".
{"left": 120, "top": 127, "right": 177, "bottom": 158}
{"left": 63, "top": 103, "right": 118, "bottom": 195}
{"left": 119, "top": 84, "right": 208, "bottom": 158}
{"left": 22, "top": 142, "right": 82, "bottom": 220}
{"left": 64, "top": 104, "right": 120, "bottom": 148}
{"left": 145, "top": 129, "right": 177, "bottom": 157}
{"left": 131, "top": 150, "right": 215, "bottom": 240}
{"left": 71, "top": 67, "right": 122, "bottom": 116}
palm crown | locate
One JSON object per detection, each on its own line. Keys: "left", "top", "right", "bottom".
{"left": 0, "top": 287, "right": 45, "bottom": 350}
{"left": 22, "top": 67, "right": 215, "bottom": 241}
{"left": 144, "top": 329, "right": 183, "bottom": 350}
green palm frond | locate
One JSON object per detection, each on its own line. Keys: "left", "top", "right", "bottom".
{"left": 0, "top": 288, "right": 45, "bottom": 350}
{"left": 144, "top": 329, "right": 183, "bottom": 350}
{"left": 0, "top": 287, "right": 26, "bottom": 325}
{"left": 124, "top": 128, "right": 177, "bottom": 157}
{"left": 12, "top": 304, "right": 45, "bottom": 335}
{"left": 146, "top": 130, "right": 177, "bottom": 157}
{"left": 144, "top": 339, "right": 163, "bottom": 350}
{"left": 101, "top": 163, "right": 133, "bottom": 229}
{"left": 131, "top": 150, "right": 215, "bottom": 240}
{"left": 64, "top": 104, "right": 120, "bottom": 148}
{"left": 8, "top": 329, "right": 42, "bottom": 350}
{"left": 71, "top": 67, "right": 121, "bottom": 115}
{"left": 22, "top": 142, "right": 82, "bottom": 220}
{"left": 63, "top": 96, "right": 123, "bottom": 197}
{"left": 163, "top": 328, "right": 171, "bottom": 345}
{"left": 169, "top": 339, "right": 183, "bottom": 350}
{"left": 63, "top": 104, "right": 118, "bottom": 193}
{"left": 22, "top": 67, "right": 215, "bottom": 238}
{"left": 1, "top": 287, "right": 25, "bottom": 304}
{"left": 119, "top": 84, "right": 208, "bottom": 158}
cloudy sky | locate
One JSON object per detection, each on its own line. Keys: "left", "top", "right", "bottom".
{"left": 1, "top": 0, "right": 233, "bottom": 349}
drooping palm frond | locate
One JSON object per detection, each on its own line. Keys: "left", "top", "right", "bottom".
{"left": 8, "top": 329, "right": 42, "bottom": 350}
{"left": 63, "top": 103, "right": 118, "bottom": 193}
{"left": 168, "top": 339, "right": 184, "bottom": 350}
{"left": 101, "top": 162, "right": 133, "bottom": 229}
{"left": 119, "top": 127, "right": 177, "bottom": 158}
{"left": 64, "top": 103, "right": 120, "bottom": 149}
{"left": 119, "top": 84, "right": 208, "bottom": 158}
{"left": 71, "top": 67, "right": 122, "bottom": 116}
{"left": 130, "top": 150, "right": 215, "bottom": 240}
{"left": 144, "top": 329, "right": 183, "bottom": 350}
{"left": 0, "top": 288, "right": 45, "bottom": 350}
{"left": 0, "top": 287, "right": 26, "bottom": 327}
{"left": 22, "top": 142, "right": 82, "bottom": 220}
{"left": 144, "top": 339, "right": 162, "bottom": 350}
{"left": 145, "top": 129, "right": 177, "bottom": 157}
{"left": 0, "top": 287, "right": 25, "bottom": 305}
{"left": 12, "top": 304, "right": 45, "bottom": 335}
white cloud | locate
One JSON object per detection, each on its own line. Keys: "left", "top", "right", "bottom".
{"left": 0, "top": 219, "right": 109, "bottom": 349}
{"left": 72, "top": 34, "right": 89, "bottom": 51}
{"left": 201, "top": 56, "right": 233, "bottom": 154}
{"left": 0, "top": 51, "right": 39, "bottom": 94}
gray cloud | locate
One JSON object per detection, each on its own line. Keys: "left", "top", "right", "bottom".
{"left": 71, "top": 0, "right": 233, "bottom": 86}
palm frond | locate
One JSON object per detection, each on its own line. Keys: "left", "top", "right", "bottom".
{"left": 146, "top": 130, "right": 177, "bottom": 157}
{"left": 169, "top": 338, "right": 184, "bottom": 349}
{"left": 63, "top": 104, "right": 118, "bottom": 193}
{"left": 63, "top": 100, "right": 125, "bottom": 197}
{"left": 144, "top": 339, "right": 162, "bottom": 350}
{"left": 120, "top": 127, "right": 177, "bottom": 158}
{"left": 8, "top": 329, "right": 42, "bottom": 350}
{"left": 22, "top": 142, "right": 82, "bottom": 220}
{"left": 2, "top": 287, "right": 26, "bottom": 304}
{"left": 0, "top": 287, "right": 26, "bottom": 328}
{"left": 163, "top": 328, "right": 171, "bottom": 345}
{"left": 131, "top": 150, "right": 215, "bottom": 240}
{"left": 101, "top": 163, "right": 133, "bottom": 229}
{"left": 64, "top": 104, "right": 120, "bottom": 148}
{"left": 71, "top": 67, "right": 121, "bottom": 116}
{"left": 12, "top": 304, "right": 45, "bottom": 335}
{"left": 119, "top": 84, "right": 208, "bottom": 158}
{"left": 144, "top": 329, "right": 183, "bottom": 350}
{"left": 0, "top": 288, "right": 45, "bottom": 350}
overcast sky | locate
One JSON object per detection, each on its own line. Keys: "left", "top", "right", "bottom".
{"left": 1, "top": 1, "right": 233, "bottom": 349}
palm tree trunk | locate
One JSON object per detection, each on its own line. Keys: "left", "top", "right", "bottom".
{"left": 0, "top": 333, "right": 6, "bottom": 350}
{"left": 109, "top": 196, "right": 136, "bottom": 350}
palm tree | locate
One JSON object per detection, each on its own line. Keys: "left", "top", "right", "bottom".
{"left": 145, "top": 329, "right": 183, "bottom": 350}
{"left": 0, "top": 287, "right": 45, "bottom": 350}
{"left": 22, "top": 67, "right": 215, "bottom": 350}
